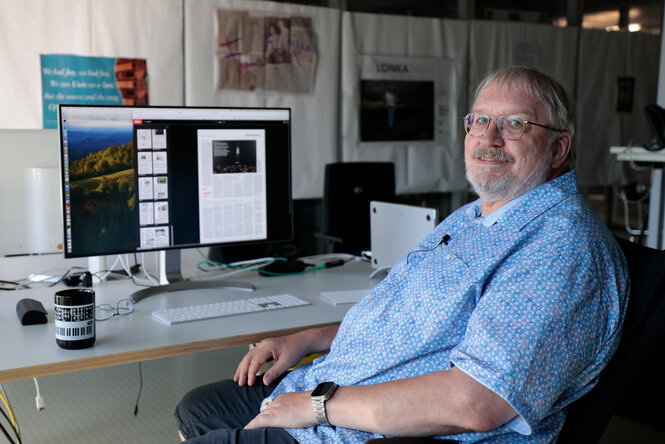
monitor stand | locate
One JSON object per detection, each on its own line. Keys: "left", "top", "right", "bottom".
{"left": 88, "top": 256, "right": 107, "bottom": 282}
{"left": 130, "top": 250, "right": 255, "bottom": 303}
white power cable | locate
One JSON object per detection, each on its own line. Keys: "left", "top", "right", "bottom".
{"left": 297, "top": 253, "right": 356, "bottom": 265}
{"left": 95, "top": 255, "right": 122, "bottom": 282}
{"left": 33, "top": 378, "right": 44, "bottom": 411}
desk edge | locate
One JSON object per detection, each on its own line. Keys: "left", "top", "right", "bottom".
{"left": 0, "top": 321, "right": 341, "bottom": 383}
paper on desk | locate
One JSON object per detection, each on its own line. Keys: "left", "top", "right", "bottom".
{"left": 320, "top": 289, "right": 368, "bottom": 305}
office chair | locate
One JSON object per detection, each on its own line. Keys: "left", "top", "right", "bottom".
{"left": 317, "top": 162, "right": 396, "bottom": 255}
{"left": 366, "top": 236, "right": 665, "bottom": 444}
{"left": 556, "top": 236, "right": 665, "bottom": 442}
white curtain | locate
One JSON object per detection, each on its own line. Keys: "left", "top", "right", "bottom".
{"left": 0, "top": 0, "right": 184, "bottom": 128}
{"left": 340, "top": 12, "right": 469, "bottom": 194}
{"left": 0, "top": 0, "right": 660, "bottom": 193}
{"left": 184, "top": 0, "right": 341, "bottom": 199}
{"left": 576, "top": 29, "right": 660, "bottom": 186}
{"left": 468, "top": 20, "right": 578, "bottom": 97}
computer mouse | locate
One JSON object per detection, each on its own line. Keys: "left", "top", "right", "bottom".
{"left": 259, "top": 259, "right": 307, "bottom": 276}
{"left": 16, "top": 298, "right": 48, "bottom": 325}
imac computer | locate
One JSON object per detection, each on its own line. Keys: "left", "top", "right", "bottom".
{"left": 58, "top": 105, "right": 292, "bottom": 302}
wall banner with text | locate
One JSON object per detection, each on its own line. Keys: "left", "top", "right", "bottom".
{"left": 215, "top": 10, "right": 317, "bottom": 93}
{"left": 41, "top": 54, "right": 148, "bottom": 128}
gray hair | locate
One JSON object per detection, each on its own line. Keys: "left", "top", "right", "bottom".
{"left": 472, "top": 66, "right": 577, "bottom": 169}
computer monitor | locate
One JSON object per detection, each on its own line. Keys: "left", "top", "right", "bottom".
{"left": 58, "top": 105, "right": 292, "bottom": 301}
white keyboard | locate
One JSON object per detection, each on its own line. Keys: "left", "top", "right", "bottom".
{"left": 151, "top": 294, "right": 310, "bottom": 325}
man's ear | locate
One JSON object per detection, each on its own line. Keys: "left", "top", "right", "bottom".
{"left": 550, "top": 132, "right": 572, "bottom": 169}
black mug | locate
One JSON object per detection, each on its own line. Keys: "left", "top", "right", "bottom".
{"left": 54, "top": 289, "right": 95, "bottom": 349}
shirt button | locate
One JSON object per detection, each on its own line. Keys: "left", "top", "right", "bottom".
{"left": 401, "top": 270, "right": 407, "bottom": 277}
{"left": 298, "top": 382, "right": 305, "bottom": 388}
{"left": 436, "top": 246, "right": 443, "bottom": 252}
{"left": 445, "top": 253, "right": 454, "bottom": 259}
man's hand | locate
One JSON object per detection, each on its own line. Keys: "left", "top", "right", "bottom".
{"left": 234, "top": 335, "right": 308, "bottom": 386}
{"left": 244, "top": 391, "right": 317, "bottom": 430}
{"left": 234, "top": 325, "right": 339, "bottom": 386}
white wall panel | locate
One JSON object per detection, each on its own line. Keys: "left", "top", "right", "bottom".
{"left": 0, "top": 0, "right": 91, "bottom": 128}
{"left": 0, "top": 0, "right": 659, "bottom": 193}
{"left": 469, "top": 20, "right": 578, "bottom": 102}
{"left": 90, "top": 0, "right": 184, "bottom": 106}
{"left": 341, "top": 12, "right": 469, "bottom": 194}
{"left": 577, "top": 29, "right": 660, "bottom": 186}
{"left": 625, "top": 31, "right": 660, "bottom": 142}
{"left": 0, "top": 0, "right": 183, "bottom": 129}
{"left": 184, "top": 0, "right": 340, "bottom": 199}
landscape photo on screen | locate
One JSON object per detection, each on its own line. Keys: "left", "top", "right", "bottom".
{"left": 64, "top": 107, "right": 138, "bottom": 255}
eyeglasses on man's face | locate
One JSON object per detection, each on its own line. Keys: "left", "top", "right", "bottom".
{"left": 463, "top": 113, "right": 565, "bottom": 140}
{"left": 96, "top": 299, "right": 134, "bottom": 321}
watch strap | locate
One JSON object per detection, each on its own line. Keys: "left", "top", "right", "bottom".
{"left": 312, "top": 397, "right": 330, "bottom": 425}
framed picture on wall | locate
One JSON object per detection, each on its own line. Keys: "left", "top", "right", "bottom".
{"left": 358, "top": 55, "right": 452, "bottom": 145}
{"left": 360, "top": 79, "right": 434, "bottom": 142}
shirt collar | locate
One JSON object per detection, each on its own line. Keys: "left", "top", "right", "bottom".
{"left": 476, "top": 192, "right": 529, "bottom": 227}
{"left": 465, "top": 169, "right": 579, "bottom": 229}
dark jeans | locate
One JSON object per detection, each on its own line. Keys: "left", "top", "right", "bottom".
{"left": 175, "top": 377, "right": 298, "bottom": 444}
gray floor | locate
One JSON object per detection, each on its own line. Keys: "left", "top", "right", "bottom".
{"left": 2, "top": 347, "right": 665, "bottom": 444}
{"left": 1, "top": 347, "right": 246, "bottom": 444}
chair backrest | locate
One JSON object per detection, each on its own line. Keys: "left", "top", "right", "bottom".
{"left": 557, "top": 236, "right": 665, "bottom": 442}
{"left": 321, "top": 162, "right": 395, "bottom": 254}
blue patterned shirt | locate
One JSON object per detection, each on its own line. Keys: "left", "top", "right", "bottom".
{"left": 266, "top": 170, "right": 629, "bottom": 443}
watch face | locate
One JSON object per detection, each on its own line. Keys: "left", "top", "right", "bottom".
{"left": 312, "top": 381, "right": 336, "bottom": 398}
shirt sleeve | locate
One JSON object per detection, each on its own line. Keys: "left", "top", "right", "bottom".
{"left": 449, "top": 226, "right": 625, "bottom": 434}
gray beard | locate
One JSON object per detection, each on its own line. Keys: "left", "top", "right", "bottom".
{"left": 466, "top": 146, "right": 553, "bottom": 203}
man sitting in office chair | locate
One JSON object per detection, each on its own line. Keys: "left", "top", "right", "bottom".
{"left": 174, "top": 66, "right": 629, "bottom": 443}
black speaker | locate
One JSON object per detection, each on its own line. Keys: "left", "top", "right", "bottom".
{"left": 320, "top": 162, "right": 396, "bottom": 254}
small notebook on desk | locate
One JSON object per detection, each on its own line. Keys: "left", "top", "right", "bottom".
{"left": 320, "top": 289, "right": 368, "bottom": 305}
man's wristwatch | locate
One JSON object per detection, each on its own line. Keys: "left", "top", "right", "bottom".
{"left": 311, "top": 381, "right": 338, "bottom": 426}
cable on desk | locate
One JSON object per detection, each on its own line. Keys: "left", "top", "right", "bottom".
{"left": 134, "top": 362, "right": 143, "bottom": 416}
{"left": 297, "top": 253, "right": 356, "bottom": 264}
{"left": 46, "top": 266, "right": 87, "bottom": 288}
{"left": 92, "top": 255, "right": 122, "bottom": 283}
{"left": 0, "top": 405, "right": 16, "bottom": 444}
{"left": 231, "top": 258, "right": 348, "bottom": 276}
{"left": 133, "top": 253, "right": 159, "bottom": 286}
{"left": 0, "top": 386, "right": 20, "bottom": 444}
{"left": 0, "top": 281, "right": 19, "bottom": 291}
{"left": 90, "top": 253, "right": 159, "bottom": 287}
{"left": 197, "top": 256, "right": 282, "bottom": 272}
{"left": 33, "top": 379, "right": 44, "bottom": 411}
{"left": 13, "top": 266, "right": 86, "bottom": 290}
{"left": 0, "top": 390, "right": 17, "bottom": 431}
{"left": 195, "top": 253, "right": 354, "bottom": 278}
{"left": 196, "top": 257, "right": 283, "bottom": 276}
{"left": 0, "top": 421, "right": 16, "bottom": 444}
{"left": 101, "top": 253, "right": 159, "bottom": 288}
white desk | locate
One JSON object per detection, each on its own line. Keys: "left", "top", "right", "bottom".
{"left": 1, "top": 259, "right": 376, "bottom": 383}
{"left": 610, "top": 146, "right": 665, "bottom": 249}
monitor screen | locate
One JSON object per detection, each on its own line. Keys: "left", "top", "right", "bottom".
{"left": 59, "top": 105, "right": 292, "bottom": 259}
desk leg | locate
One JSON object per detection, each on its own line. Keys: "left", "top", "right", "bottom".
{"left": 647, "top": 169, "right": 665, "bottom": 249}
